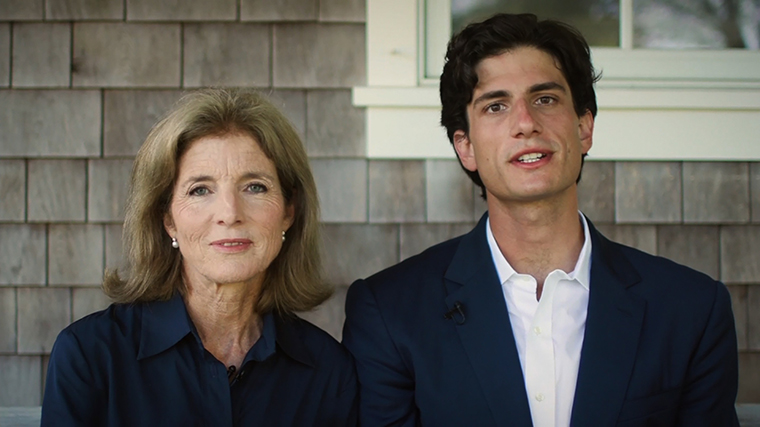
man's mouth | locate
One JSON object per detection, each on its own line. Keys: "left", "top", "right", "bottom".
{"left": 517, "top": 153, "right": 546, "bottom": 163}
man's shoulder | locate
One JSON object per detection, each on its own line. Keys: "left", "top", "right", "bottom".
{"left": 593, "top": 228, "right": 724, "bottom": 301}
{"left": 363, "top": 232, "right": 468, "bottom": 289}
{"left": 345, "top": 228, "right": 477, "bottom": 313}
{"left": 609, "top": 236, "right": 715, "bottom": 280}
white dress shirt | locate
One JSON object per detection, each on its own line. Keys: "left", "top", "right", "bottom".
{"left": 486, "top": 214, "right": 592, "bottom": 427}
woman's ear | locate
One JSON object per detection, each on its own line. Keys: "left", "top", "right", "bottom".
{"left": 283, "top": 202, "right": 296, "bottom": 232}
{"left": 163, "top": 213, "right": 176, "bottom": 238}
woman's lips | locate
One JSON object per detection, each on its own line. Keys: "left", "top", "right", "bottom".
{"left": 210, "top": 239, "right": 252, "bottom": 252}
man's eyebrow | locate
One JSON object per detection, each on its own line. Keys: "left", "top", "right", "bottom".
{"left": 471, "top": 82, "right": 567, "bottom": 107}
{"left": 529, "top": 81, "right": 567, "bottom": 94}
{"left": 471, "top": 90, "right": 510, "bottom": 107}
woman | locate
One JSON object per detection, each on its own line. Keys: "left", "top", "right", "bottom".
{"left": 41, "top": 88, "right": 357, "bottom": 426}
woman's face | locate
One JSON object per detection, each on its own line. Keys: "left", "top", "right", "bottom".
{"left": 164, "top": 133, "right": 294, "bottom": 290}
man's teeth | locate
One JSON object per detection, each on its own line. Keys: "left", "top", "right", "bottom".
{"left": 518, "top": 153, "right": 545, "bottom": 163}
{"left": 221, "top": 242, "right": 243, "bottom": 246}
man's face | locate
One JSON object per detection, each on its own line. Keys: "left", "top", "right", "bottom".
{"left": 453, "top": 46, "right": 593, "bottom": 206}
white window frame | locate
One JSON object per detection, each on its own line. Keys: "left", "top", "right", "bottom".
{"left": 354, "top": 0, "right": 760, "bottom": 160}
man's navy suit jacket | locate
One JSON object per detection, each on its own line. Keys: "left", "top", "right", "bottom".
{"left": 343, "top": 214, "right": 739, "bottom": 426}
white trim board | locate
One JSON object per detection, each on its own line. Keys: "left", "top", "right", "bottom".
{"left": 354, "top": 87, "right": 760, "bottom": 110}
{"left": 358, "top": 0, "right": 760, "bottom": 161}
{"left": 358, "top": 87, "right": 760, "bottom": 160}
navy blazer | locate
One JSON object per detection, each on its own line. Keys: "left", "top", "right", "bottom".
{"left": 343, "top": 214, "right": 739, "bottom": 426}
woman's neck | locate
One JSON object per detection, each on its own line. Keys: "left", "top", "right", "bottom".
{"left": 182, "top": 278, "right": 263, "bottom": 369}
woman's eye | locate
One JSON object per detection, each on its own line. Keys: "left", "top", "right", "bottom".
{"left": 246, "top": 183, "right": 267, "bottom": 193}
{"left": 189, "top": 186, "right": 209, "bottom": 196}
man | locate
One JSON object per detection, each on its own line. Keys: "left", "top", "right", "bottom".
{"left": 342, "top": 13, "right": 739, "bottom": 427}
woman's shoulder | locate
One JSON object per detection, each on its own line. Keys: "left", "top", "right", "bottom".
{"left": 47, "top": 303, "right": 145, "bottom": 391}
{"left": 59, "top": 302, "right": 143, "bottom": 349}
{"left": 274, "top": 314, "right": 353, "bottom": 368}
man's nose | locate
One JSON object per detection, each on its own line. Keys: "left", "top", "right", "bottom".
{"left": 510, "top": 98, "right": 541, "bottom": 138}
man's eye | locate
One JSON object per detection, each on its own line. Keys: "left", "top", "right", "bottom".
{"left": 246, "top": 183, "right": 267, "bottom": 193}
{"left": 189, "top": 186, "right": 209, "bottom": 196}
{"left": 486, "top": 103, "right": 505, "bottom": 113}
{"left": 536, "top": 96, "right": 555, "bottom": 105}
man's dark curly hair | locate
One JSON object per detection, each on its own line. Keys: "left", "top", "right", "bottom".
{"left": 439, "top": 13, "right": 601, "bottom": 198}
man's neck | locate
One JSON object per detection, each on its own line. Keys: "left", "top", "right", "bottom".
{"left": 487, "top": 192, "right": 585, "bottom": 295}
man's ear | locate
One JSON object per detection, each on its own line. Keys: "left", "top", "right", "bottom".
{"left": 579, "top": 111, "right": 594, "bottom": 154}
{"left": 453, "top": 130, "right": 477, "bottom": 172}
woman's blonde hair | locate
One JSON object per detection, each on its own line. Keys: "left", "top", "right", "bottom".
{"left": 104, "top": 88, "right": 330, "bottom": 314}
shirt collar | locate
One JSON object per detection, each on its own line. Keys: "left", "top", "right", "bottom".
{"left": 486, "top": 212, "right": 592, "bottom": 290}
{"left": 136, "top": 293, "right": 314, "bottom": 367}
{"left": 137, "top": 293, "right": 194, "bottom": 360}
{"left": 240, "top": 311, "right": 277, "bottom": 364}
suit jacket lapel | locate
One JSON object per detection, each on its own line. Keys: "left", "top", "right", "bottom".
{"left": 444, "top": 214, "right": 533, "bottom": 427}
{"left": 570, "top": 222, "right": 646, "bottom": 426}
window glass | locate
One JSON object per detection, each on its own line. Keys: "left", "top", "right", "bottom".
{"left": 634, "top": 0, "right": 760, "bottom": 49}
{"left": 451, "top": 0, "right": 760, "bottom": 49}
{"left": 451, "top": 0, "right": 620, "bottom": 46}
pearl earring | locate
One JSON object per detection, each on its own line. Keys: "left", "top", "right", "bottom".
{"left": 171, "top": 237, "right": 179, "bottom": 249}
{"left": 282, "top": 231, "right": 286, "bottom": 242}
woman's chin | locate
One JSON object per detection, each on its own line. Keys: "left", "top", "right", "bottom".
{"left": 184, "top": 273, "right": 263, "bottom": 291}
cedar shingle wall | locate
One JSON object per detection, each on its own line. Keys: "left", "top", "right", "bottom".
{"left": 1, "top": 0, "right": 759, "bottom": 406}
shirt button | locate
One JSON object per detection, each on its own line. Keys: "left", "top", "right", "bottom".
{"left": 535, "top": 393, "right": 544, "bottom": 402}
{"left": 533, "top": 326, "right": 541, "bottom": 335}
